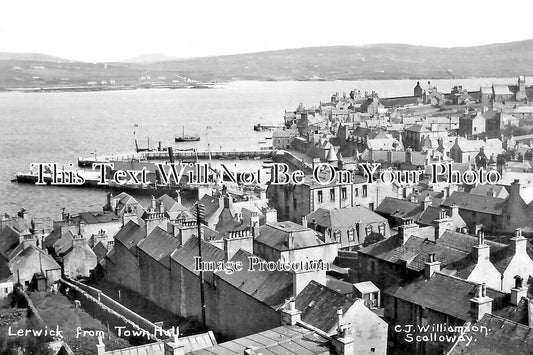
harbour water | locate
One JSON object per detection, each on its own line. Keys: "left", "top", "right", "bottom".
{"left": 0, "top": 77, "right": 523, "bottom": 224}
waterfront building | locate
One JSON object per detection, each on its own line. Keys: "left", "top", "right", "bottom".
{"left": 305, "top": 205, "right": 391, "bottom": 250}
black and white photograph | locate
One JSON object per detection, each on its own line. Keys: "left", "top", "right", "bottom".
{"left": 1, "top": 1, "right": 533, "bottom": 354}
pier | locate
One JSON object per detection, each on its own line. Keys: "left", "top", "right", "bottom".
{"left": 78, "top": 149, "right": 274, "bottom": 167}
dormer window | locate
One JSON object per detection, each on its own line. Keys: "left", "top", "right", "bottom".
{"left": 348, "top": 228, "right": 355, "bottom": 242}
{"left": 365, "top": 224, "right": 373, "bottom": 237}
{"left": 333, "top": 230, "right": 341, "bottom": 243}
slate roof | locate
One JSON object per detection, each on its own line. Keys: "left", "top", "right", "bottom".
{"left": 306, "top": 206, "right": 386, "bottom": 229}
{"left": 137, "top": 227, "right": 180, "bottom": 268}
{"left": 295, "top": 281, "right": 355, "bottom": 333}
{"left": 77, "top": 211, "right": 121, "bottom": 224}
{"left": 375, "top": 197, "right": 423, "bottom": 220}
{"left": 492, "top": 297, "right": 529, "bottom": 326}
{"left": 189, "top": 325, "right": 331, "bottom": 355}
{"left": 256, "top": 222, "right": 330, "bottom": 251}
{"left": 442, "top": 192, "right": 505, "bottom": 215}
{"left": 447, "top": 314, "right": 533, "bottom": 355}
{"left": 105, "top": 331, "right": 217, "bottom": 355}
{"left": 218, "top": 249, "right": 293, "bottom": 310}
{"left": 92, "top": 241, "right": 108, "bottom": 264}
{"left": 114, "top": 220, "right": 146, "bottom": 250}
{"left": 156, "top": 194, "right": 188, "bottom": 213}
{"left": 405, "top": 124, "right": 430, "bottom": 133}
{"left": 386, "top": 272, "right": 507, "bottom": 321}
{"left": 326, "top": 276, "right": 354, "bottom": 296}
{"left": 170, "top": 236, "right": 224, "bottom": 276}
{"left": 0, "top": 226, "right": 22, "bottom": 259}
{"left": 359, "top": 231, "right": 482, "bottom": 273}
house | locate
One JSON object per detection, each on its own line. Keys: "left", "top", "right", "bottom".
{"left": 267, "top": 172, "right": 393, "bottom": 223}
{"left": 103, "top": 192, "right": 145, "bottom": 219}
{"left": 384, "top": 269, "right": 509, "bottom": 355}
{"left": 63, "top": 235, "right": 97, "bottom": 279}
{"left": 273, "top": 128, "right": 298, "bottom": 149}
{"left": 446, "top": 314, "right": 533, "bottom": 355}
{"left": 305, "top": 206, "right": 391, "bottom": 249}
{"left": 459, "top": 111, "right": 485, "bottom": 136}
{"left": 294, "top": 281, "right": 388, "bottom": 354}
{"left": 96, "top": 330, "right": 217, "bottom": 355}
{"left": 52, "top": 210, "right": 122, "bottom": 244}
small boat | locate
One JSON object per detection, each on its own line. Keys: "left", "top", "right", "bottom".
{"left": 175, "top": 126, "right": 200, "bottom": 142}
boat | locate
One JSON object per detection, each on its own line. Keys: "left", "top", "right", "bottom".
{"left": 253, "top": 123, "right": 284, "bottom": 131}
{"left": 175, "top": 126, "right": 200, "bottom": 142}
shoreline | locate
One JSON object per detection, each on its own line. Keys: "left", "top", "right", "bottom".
{"left": 0, "top": 75, "right": 526, "bottom": 94}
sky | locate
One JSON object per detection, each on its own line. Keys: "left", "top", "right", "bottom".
{"left": 1, "top": 0, "right": 533, "bottom": 62}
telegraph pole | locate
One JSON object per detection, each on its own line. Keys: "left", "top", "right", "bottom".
{"left": 196, "top": 203, "right": 206, "bottom": 326}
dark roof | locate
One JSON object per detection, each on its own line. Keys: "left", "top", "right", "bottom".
{"left": 442, "top": 192, "right": 505, "bottom": 215}
{"left": 306, "top": 206, "right": 386, "bottom": 229}
{"left": 137, "top": 227, "right": 180, "bottom": 268}
{"left": 326, "top": 276, "right": 354, "bottom": 295}
{"left": 447, "top": 314, "right": 533, "bottom": 355}
{"left": 92, "top": 241, "right": 108, "bottom": 263}
{"left": 295, "top": 281, "right": 355, "bottom": 333}
{"left": 0, "top": 226, "right": 21, "bottom": 259}
{"left": 170, "top": 236, "right": 224, "bottom": 276}
{"left": 493, "top": 297, "right": 529, "bottom": 326}
{"left": 114, "top": 220, "right": 146, "bottom": 250}
{"left": 376, "top": 197, "right": 423, "bottom": 220}
{"left": 77, "top": 211, "right": 120, "bottom": 224}
{"left": 189, "top": 325, "right": 331, "bottom": 355}
{"left": 386, "top": 272, "right": 507, "bottom": 321}
{"left": 218, "top": 249, "right": 293, "bottom": 310}
{"left": 359, "top": 233, "right": 474, "bottom": 272}
{"left": 0, "top": 255, "right": 13, "bottom": 282}
{"left": 256, "top": 222, "right": 330, "bottom": 251}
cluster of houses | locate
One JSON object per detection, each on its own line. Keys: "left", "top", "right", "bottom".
{"left": 4, "top": 77, "right": 533, "bottom": 354}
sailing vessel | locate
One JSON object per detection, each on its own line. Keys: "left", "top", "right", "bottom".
{"left": 175, "top": 126, "right": 200, "bottom": 142}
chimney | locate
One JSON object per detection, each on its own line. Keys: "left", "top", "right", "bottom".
{"left": 224, "top": 230, "right": 253, "bottom": 260}
{"left": 287, "top": 231, "right": 294, "bottom": 249}
{"left": 472, "top": 231, "right": 490, "bottom": 263}
{"left": 424, "top": 253, "right": 441, "bottom": 279}
{"left": 398, "top": 219, "right": 418, "bottom": 245}
{"left": 164, "top": 332, "right": 185, "bottom": 355}
{"left": 301, "top": 215, "right": 307, "bottom": 227}
{"left": 511, "top": 275, "right": 527, "bottom": 306}
{"left": 280, "top": 297, "right": 301, "bottom": 325}
{"left": 450, "top": 204, "right": 459, "bottom": 217}
{"left": 510, "top": 179, "right": 522, "bottom": 199}
{"left": 96, "top": 336, "right": 105, "bottom": 355}
{"left": 422, "top": 196, "right": 431, "bottom": 210}
{"left": 510, "top": 228, "right": 527, "bottom": 256}
{"left": 330, "top": 309, "right": 354, "bottom": 355}
{"left": 469, "top": 283, "right": 493, "bottom": 321}
{"left": 434, "top": 210, "right": 451, "bottom": 240}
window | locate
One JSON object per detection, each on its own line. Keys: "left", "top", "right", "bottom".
{"left": 354, "top": 188, "right": 359, "bottom": 197}
{"left": 492, "top": 215, "right": 497, "bottom": 222}
{"left": 362, "top": 185, "right": 368, "bottom": 197}
{"left": 369, "top": 202, "right": 374, "bottom": 211}
{"left": 330, "top": 189, "right": 335, "bottom": 201}
{"left": 341, "top": 187, "right": 347, "bottom": 200}
{"left": 378, "top": 223, "right": 386, "bottom": 236}
{"left": 293, "top": 198, "right": 297, "bottom": 209}
{"left": 317, "top": 190, "right": 323, "bottom": 203}
{"left": 472, "top": 211, "right": 476, "bottom": 218}
{"left": 365, "top": 224, "right": 373, "bottom": 237}
{"left": 333, "top": 230, "right": 341, "bottom": 243}
{"left": 348, "top": 228, "right": 355, "bottom": 242}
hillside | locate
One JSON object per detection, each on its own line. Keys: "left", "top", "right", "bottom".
{"left": 1, "top": 40, "right": 533, "bottom": 89}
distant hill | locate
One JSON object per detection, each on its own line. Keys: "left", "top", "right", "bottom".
{"left": 1, "top": 40, "right": 533, "bottom": 88}
{"left": 0, "top": 52, "right": 69, "bottom": 62}
{"left": 121, "top": 53, "right": 180, "bottom": 63}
